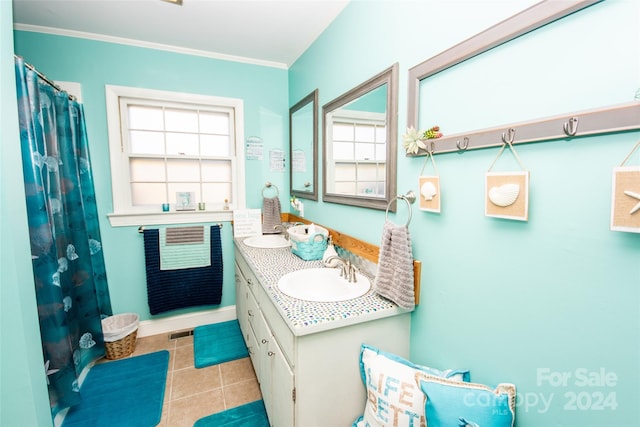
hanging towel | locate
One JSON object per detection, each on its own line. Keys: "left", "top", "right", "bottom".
{"left": 143, "top": 226, "right": 223, "bottom": 315}
{"left": 373, "top": 221, "right": 415, "bottom": 310}
{"left": 159, "top": 226, "right": 210, "bottom": 270}
{"left": 262, "top": 196, "right": 282, "bottom": 234}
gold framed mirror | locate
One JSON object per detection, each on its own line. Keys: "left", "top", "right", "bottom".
{"left": 323, "top": 63, "right": 399, "bottom": 211}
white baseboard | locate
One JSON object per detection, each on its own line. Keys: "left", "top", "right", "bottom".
{"left": 137, "top": 306, "right": 237, "bottom": 337}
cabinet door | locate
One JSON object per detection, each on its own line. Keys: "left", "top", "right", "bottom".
{"left": 246, "top": 290, "right": 263, "bottom": 381}
{"left": 246, "top": 320, "right": 260, "bottom": 378}
{"left": 267, "top": 336, "right": 295, "bottom": 427}
{"left": 234, "top": 262, "right": 249, "bottom": 344}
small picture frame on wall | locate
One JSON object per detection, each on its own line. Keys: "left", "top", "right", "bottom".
{"left": 175, "top": 191, "right": 196, "bottom": 211}
{"left": 610, "top": 166, "right": 640, "bottom": 233}
{"left": 485, "top": 171, "right": 529, "bottom": 221}
{"left": 418, "top": 176, "right": 441, "bottom": 213}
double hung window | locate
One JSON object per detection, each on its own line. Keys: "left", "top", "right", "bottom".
{"left": 105, "top": 86, "right": 245, "bottom": 226}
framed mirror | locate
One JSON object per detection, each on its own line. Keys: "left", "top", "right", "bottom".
{"left": 290, "top": 89, "right": 319, "bottom": 200}
{"left": 323, "top": 63, "right": 399, "bottom": 211}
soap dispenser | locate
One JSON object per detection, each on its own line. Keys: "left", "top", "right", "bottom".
{"left": 322, "top": 235, "right": 339, "bottom": 267}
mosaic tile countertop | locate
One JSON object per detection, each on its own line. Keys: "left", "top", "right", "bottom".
{"left": 235, "top": 237, "right": 410, "bottom": 337}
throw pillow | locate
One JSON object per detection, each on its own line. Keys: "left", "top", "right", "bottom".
{"left": 415, "top": 371, "right": 516, "bottom": 427}
{"left": 354, "top": 344, "right": 469, "bottom": 427}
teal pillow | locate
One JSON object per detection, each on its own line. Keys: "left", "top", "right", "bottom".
{"left": 415, "top": 371, "right": 516, "bottom": 427}
{"left": 354, "top": 344, "right": 469, "bottom": 427}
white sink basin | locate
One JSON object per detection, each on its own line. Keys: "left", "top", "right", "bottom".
{"left": 277, "top": 268, "right": 371, "bottom": 302}
{"left": 244, "top": 234, "right": 290, "bottom": 249}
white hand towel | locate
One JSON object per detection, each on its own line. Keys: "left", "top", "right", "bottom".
{"left": 373, "top": 221, "right": 415, "bottom": 310}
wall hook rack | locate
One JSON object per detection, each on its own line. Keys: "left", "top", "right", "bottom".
{"left": 406, "top": 101, "right": 640, "bottom": 156}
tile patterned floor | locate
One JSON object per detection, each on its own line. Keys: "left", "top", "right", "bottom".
{"left": 104, "top": 331, "right": 262, "bottom": 427}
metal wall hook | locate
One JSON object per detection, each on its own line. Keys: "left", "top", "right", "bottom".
{"left": 456, "top": 136, "right": 469, "bottom": 151}
{"left": 563, "top": 117, "right": 579, "bottom": 136}
{"left": 501, "top": 127, "right": 516, "bottom": 144}
{"left": 428, "top": 140, "right": 436, "bottom": 155}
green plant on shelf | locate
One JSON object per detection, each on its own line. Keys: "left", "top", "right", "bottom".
{"left": 402, "top": 125, "right": 443, "bottom": 154}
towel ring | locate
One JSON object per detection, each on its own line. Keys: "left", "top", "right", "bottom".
{"left": 385, "top": 190, "right": 416, "bottom": 227}
{"left": 262, "top": 182, "right": 279, "bottom": 197}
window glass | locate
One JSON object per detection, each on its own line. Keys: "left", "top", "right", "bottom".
{"left": 128, "top": 105, "right": 164, "bottom": 130}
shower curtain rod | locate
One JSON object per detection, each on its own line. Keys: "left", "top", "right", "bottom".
{"left": 14, "top": 55, "right": 76, "bottom": 101}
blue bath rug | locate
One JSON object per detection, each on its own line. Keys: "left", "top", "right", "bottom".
{"left": 62, "top": 350, "right": 169, "bottom": 427}
{"left": 194, "top": 320, "right": 249, "bottom": 368}
{"left": 194, "top": 400, "right": 270, "bottom": 427}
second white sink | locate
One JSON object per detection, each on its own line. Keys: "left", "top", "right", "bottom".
{"left": 277, "top": 268, "right": 371, "bottom": 302}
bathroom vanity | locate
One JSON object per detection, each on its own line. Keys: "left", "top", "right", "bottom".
{"left": 234, "top": 238, "right": 411, "bottom": 426}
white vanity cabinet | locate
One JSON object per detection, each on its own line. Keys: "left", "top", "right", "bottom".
{"left": 234, "top": 245, "right": 411, "bottom": 427}
{"left": 235, "top": 251, "right": 295, "bottom": 426}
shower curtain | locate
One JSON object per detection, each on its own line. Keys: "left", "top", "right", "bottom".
{"left": 14, "top": 56, "right": 113, "bottom": 419}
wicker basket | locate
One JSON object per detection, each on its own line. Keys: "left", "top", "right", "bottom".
{"left": 287, "top": 224, "right": 329, "bottom": 261}
{"left": 102, "top": 313, "right": 139, "bottom": 360}
{"left": 104, "top": 329, "right": 138, "bottom": 360}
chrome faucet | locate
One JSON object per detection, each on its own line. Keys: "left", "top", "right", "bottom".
{"left": 324, "top": 255, "right": 358, "bottom": 283}
{"left": 272, "top": 224, "right": 289, "bottom": 240}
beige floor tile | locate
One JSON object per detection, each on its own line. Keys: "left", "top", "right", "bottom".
{"left": 171, "top": 365, "right": 222, "bottom": 400}
{"left": 223, "top": 378, "right": 262, "bottom": 409}
{"left": 220, "top": 357, "right": 257, "bottom": 385}
{"left": 173, "top": 344, "right": 194, "bottom": 370}
{"left": 174, "top": 333, "right": 194, "bottom": 348}
{"left": 167, "top": 389, "right": 226, "bottom": 427}
{"left": 122, "top": 331, "right": 261, "bottom": 425}
{"left": 164, "top": 371, "right": 173, "bottom": 404}
{"left": 133, "top": 333, "right": 175, "bottom": 355}
{"left": 158, "top": 406, "right": 168, "bottom": 427}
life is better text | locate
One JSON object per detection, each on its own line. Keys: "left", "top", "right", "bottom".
{"left": 365, "top": 369, "right": 425, "bottom": 427}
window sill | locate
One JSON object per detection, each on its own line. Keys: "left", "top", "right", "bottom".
{"left": 107, "top": 210, "right": 234, "bottom": 227}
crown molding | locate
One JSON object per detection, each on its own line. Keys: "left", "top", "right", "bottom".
{"left": 13, "top": 23, "right": 288, "bottom": 70}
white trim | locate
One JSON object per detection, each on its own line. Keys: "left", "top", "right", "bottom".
{"left": 13, "top": 23, "right": 288, "bottom": 70}
{"left": 137, "top": 306, "right": 237, "bottom": 337}
{"left": 105, "top": 84, "right": 246, "bottom": 224}
{"left": 107, "top": 209, "right": 234, "bottom": 227}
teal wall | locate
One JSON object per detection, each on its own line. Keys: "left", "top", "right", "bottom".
{"left": 1, "top": 2, "right": 53, "bottom": 425}
{"left": 289, "top": 1, "right": 639, "bottom": 426}
{"left": 12, "top": 31, "right": 289, "bottom": 324}
{"left": 4, "top": 1, "right": 639, "bottom": 426}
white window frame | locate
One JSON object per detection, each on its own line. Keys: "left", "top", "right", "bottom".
{"left": 105, "top": 85, "right": 245, "bottom": 227}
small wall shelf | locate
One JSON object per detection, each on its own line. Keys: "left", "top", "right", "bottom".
{"left": 406, "top": 101, "right": 640, "bottom": 157}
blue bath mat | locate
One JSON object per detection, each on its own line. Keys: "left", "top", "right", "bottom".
{"left": 194, "top": 400, "right": 269, "bottom": 427}
{"left": 62, "top": 350, "right": 169, "bottom": 427}
{"left": 194, "top": 320, "right": 249, "bottom": 368}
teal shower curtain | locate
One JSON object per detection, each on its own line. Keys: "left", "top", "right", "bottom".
{"left": 14, "top": 56, "right": 113, "bottom": 419}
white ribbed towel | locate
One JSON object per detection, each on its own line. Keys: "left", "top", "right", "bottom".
{"left": 262, "top": 196, "right": 282, "bottom": 234}
{"left": 159, "top": 226, "right": 211, "bottom": 271}
{"left": 373, "top": 221, "right": 415, "bottom": 310}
